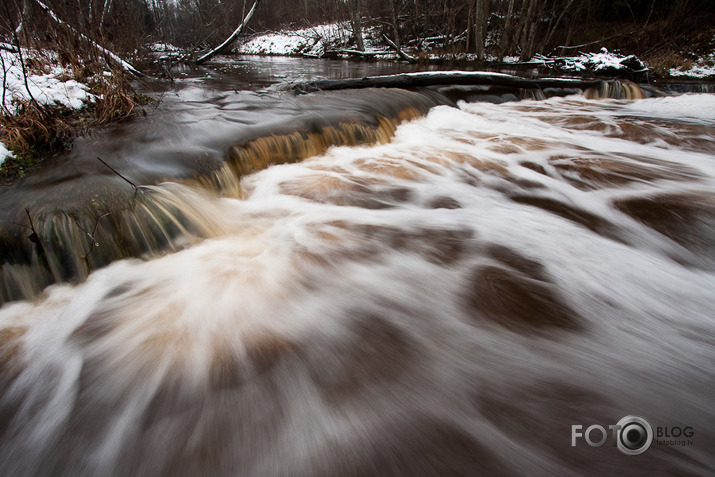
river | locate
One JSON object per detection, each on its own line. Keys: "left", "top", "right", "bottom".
{"left": 1, "top": 56, "right": 714, "bottom": 476}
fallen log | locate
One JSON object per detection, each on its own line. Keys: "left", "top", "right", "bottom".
{"left": 322, "top": 49, "right": 385, "bottom": 59}
{"left": 292, "top": 71, "right": 603, "bottom": 95}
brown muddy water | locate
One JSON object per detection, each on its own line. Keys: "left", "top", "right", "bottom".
{"left": 0, "top": 56, "right": 714, "bottom": 476}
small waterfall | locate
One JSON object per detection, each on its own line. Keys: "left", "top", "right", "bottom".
{"left": 0, "top": 79, "right": 653, "bottom": 305}
{"left": 0, "top": 186, "right": 230, "bottom": 304}
{"left": 227, "top": 108, "right": 423, "bottom": 176}
{"left": 583, "top": 80, "right": 645, "bottom": 100}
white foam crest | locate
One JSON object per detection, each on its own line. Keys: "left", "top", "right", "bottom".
{"left": 624, "top": 93, "right": 715, "bottom": 121}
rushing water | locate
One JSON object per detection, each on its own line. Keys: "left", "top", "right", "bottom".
{"left": 1, "top": 59, "right": 715, "bottom": 476}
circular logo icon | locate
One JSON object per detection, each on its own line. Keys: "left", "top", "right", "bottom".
{"left": 616, "top": 415, "right": 653, "bottom": 456}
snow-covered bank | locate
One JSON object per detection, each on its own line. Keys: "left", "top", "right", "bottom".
{"left": 232, "top": 24, "right": 715, "bottom": 81}
{"left": 149, "top": 43, "right": 182, "bottom": 53}
{"left": 0, "top": 48, "right": 96, "bottom": 115}
{"left": 233, "top": 25, "right": 653, "bottom": 77}
{"left": 235, "top": 23, "right": 345, "bottom": 56}
{"left": 0, "top": 45, "right": 142, "bottom": 178}
{"left": 1, "top": 47, "right": 101, "bottom": 172}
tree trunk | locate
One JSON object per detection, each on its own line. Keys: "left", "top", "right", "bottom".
{"left": 100, "top": 0, "right": 113, "bottom": 29}
{"left": 519, "top": 0, "right": 538, "bottom": 60}
{"left": 465, "top": 0, "right": 473, "bottom": 53}
{"left": 292, "top": 71, "right": 604, "bottom": 95}
{"left": 349, "top": 0, "right": 365, "bottom": 51}
{"left": 499, "top": 0, "right": 516, "bottom": 59}
{"left": 14, "top": 0, "right": 35, "bottom": 39}
{"left": 474, "top": 0, "right": 489, "bottom": 60}
{"left": 196, "top": 0, "right": 261, "bottom": 64}
{"left": 526, "top": 0, "right": 545, "bottom": 58}
{"left": 390, "top": 0, "right": 401, "bottom": 49}
{"left": 514, "top": 0, "right": 530, "bottom": 55}
{"left": 382, "top": 34, "right": 416, "bottom": 62}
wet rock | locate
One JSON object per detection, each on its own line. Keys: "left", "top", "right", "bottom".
{"left": 510, "top": 194, "right": 625, "bottom": 243}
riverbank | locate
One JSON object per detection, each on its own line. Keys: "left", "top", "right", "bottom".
{"left": 0, "top": 45, "right": 149, "bottom": 183}
{"left": 228, "top": 22, "right": 715, "bottom": 80}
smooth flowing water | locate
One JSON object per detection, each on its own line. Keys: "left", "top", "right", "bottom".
{"left": 1, "top": 57, "right": 714, "bottom": 476}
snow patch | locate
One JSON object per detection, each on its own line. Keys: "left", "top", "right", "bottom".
{"left": 670, "top": 53, "right": 715, "bottom": 79}
{"left": 234, "top": 23, "right": 396, "bottom": 59}
{"left": 149, "top": 43, "right": 181, "bottom": 52}
{"left": 235, "top": 23, "right": 353, "bottom": 57}
{"left": 0, "top": 142, "right": 13, "bottom": 168}
{"left": 547, "top": 48, "right": 646, "bottom": 73}
{"left": 498, "top": 48, "right": 647, "bottom": 75}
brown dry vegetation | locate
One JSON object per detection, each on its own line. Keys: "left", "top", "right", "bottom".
{"left": 0, "top": 55, "right": 149, "bottom": 183}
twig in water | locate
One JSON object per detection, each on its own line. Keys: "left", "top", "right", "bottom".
{"left": 25, "top": 208, "right": 42, "bottom": 247}
{"left": 63, "top": 211, "right": 111, "bottom": 273}
{"left": 96, "top": 156, "right": 142, "bottom": 193}
{"left": 24, "top": 208, "right": 50, "bottom": 271}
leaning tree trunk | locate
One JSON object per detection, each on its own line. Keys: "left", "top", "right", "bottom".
{"left": 541, "top": 0, "right": 575, "bottom": 54}
{"left": 196, "top": 0, "right": 262, "bottom": 64}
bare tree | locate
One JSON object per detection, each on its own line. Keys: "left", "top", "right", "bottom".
{"left": 22, "top": 0, "right": 144, "bottom": 75}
